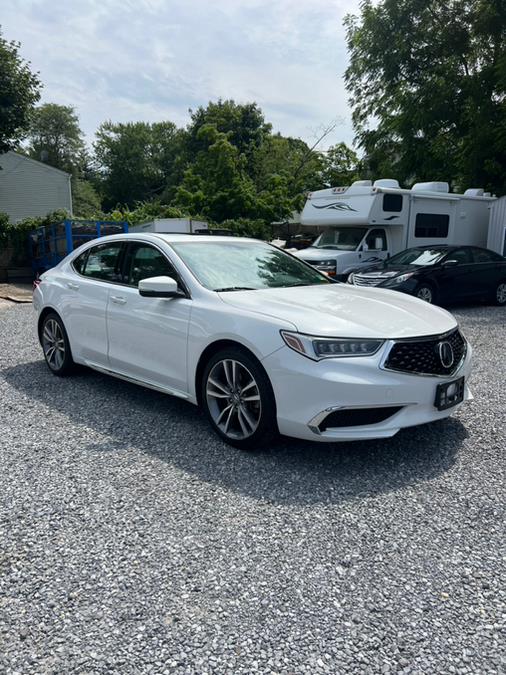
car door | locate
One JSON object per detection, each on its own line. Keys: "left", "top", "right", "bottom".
{"left": 469, "top": 247, "right": 504, "bottom": 299}
{"left": 358, "top": 228, "right": 389, "bottom": 267}
{"left": 436, "top": 248, "right": 476, "bottom": 302}
{"left": 106, "top": 241, "right": 192, "bottom": 395}
{"left": 62, "top": 241, "right": 126, "bottom": 365}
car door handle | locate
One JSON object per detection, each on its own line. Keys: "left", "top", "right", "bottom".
{"left": 110, "top": 295, "right": 127, "bottom": 305}
{"left": 67, "top": 282, "right": 79, "bottom": 290}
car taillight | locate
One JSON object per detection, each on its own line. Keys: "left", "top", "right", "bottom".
{"left": 33, "top": 279, "right": 41, "bottom": 291}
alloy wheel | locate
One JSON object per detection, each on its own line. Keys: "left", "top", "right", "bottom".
{"left": 417, "top": 286, "right": 433, "bottom": 303}
{"left": 42, "top": 319, "right": 66, "bottom": 370}
{"left": 496, "top": 282, "right": 506, "bottom": 305}
{"left": 206, "top": 359, "right": 261, "bottom": 439}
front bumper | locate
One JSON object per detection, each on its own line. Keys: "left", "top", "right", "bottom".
{"left": 263, "top": 342, "right": 473, "bottom": 442}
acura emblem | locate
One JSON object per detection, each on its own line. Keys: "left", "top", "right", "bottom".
{"left": 438, "top": 341, "right": 454, "bottom": 368}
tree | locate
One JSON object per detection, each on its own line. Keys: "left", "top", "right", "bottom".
{"left": 26, "top": 103, "right": 85, "bottom": 172}
{"left": 71, "top": 178, "right": 101, "bottom": 217}
{"left": 0, "top": 29, "right": 41, "bottom": 153}
{"left": 186, "top": 100, "right": 271, "bottom": 172}
{"left": 320, "top": 143, "right": 361, "bottom": 187}
{"left": 344, "top": 0, "right": 506, "bottom": 194}
{"left": 94, "top": 120, "right": 184, "bottom": 208}
{"left": 175, "top": 124, "right": 260, "bottom": 222}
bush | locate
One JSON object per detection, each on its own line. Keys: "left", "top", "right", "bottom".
{"left": 0, "top": 209, "right": 70, "bottom": 263}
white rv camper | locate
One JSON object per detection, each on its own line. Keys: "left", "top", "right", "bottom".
{"left": 296, "top": 179, "right": 496, "bottom": 280}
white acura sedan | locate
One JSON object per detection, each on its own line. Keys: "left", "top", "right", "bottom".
{"left": 33, "top": 234, "right": 472, "bottom": 449}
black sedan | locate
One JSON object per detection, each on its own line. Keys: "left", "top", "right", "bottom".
{"left": 347, "top": 245, "right": 506, "bottom": 306}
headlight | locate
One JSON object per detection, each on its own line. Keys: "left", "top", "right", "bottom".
{"left": 313, "top": 259, "right": 337, "bottom": 276}
{"left": 388, "top": 272, "right": 416, "bottom": 285}
{"left": 281, "top": 331, "right": 384, "bottom": 360}
{"left": 347, "top": 273, "right": 354, "bottom": 284}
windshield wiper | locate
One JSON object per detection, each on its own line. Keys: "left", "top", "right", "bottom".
{"left": 214, "top": 286, "right": 257, "bottom": 292}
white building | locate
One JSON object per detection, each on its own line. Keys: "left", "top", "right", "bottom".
{"left": 0, "top": 151, "right": 72, "bottom": 223}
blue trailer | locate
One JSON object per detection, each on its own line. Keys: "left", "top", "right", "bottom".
{"left": 29, "top": 219, "right": 128, "bottom": 276}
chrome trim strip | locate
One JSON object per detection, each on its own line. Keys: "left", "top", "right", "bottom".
{"left": 308, "top": 403, "right": 411, "bottom": 435}
{"left": 84, "top": 361, "right": 191, "bottom": 400}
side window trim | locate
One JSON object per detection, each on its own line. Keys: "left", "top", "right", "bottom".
{"left": 72, "top": 241, "right": 127, "bottom": 286}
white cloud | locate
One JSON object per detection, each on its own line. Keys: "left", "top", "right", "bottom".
{"left": 1, "top": 0, "right": 361, "bottom": 149}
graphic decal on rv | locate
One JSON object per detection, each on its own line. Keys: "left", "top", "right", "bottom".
{"left": 312, "top": 202, "right": 357, "bottom": 212}
{"left": 384, "top": 215, "right": 399, "bottom": 220}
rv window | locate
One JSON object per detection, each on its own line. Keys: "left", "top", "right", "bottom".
{"left": 414, "top": 214, "right": 449, "bottom": 238}
{"left": 383, "top": 194, "right": 403, "bottom": 212}
{"left": 364, "top": 229, "right": 387, "bottom": 251}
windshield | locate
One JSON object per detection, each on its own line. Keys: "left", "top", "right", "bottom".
{"left": 312, "top": 227, "right": 368, "bottom": 250}
{"left": 171, "top": 240, "right": 331, "bottom": 291}
{"left": 386, "top": 248, "right": 447, "bottom": 267}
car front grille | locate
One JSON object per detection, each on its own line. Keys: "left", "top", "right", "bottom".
{"left": 352, "top": 274, "right": 384, "bottom": 287}
{"left": 384, "top": 328, "right": 466, "bottom": 376}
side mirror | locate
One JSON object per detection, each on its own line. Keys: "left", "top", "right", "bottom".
{"left": 374, "top": 237, "right": 383, "bottom": 250}
{"left": 138, "top": 276, "right": 182, "bottom": 298}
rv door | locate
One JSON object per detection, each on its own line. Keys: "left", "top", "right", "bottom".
{"left": 358, "top": 228, "right": 389, "bottom": 265}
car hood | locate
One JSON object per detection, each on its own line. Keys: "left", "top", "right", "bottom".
{"left": 218, "top": 284, "right": 456, "bottom": 339}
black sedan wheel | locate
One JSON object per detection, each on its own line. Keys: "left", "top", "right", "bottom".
{"left": 415, "top": 284, "right": 435, "bottom": 304}
{"left": 41, "top": 313, "right": 75, "bottom": 376}
{"left": 495, "top": 281, "right": 506, "bottom": 306}
{"left": 202, "top": 347, "right": 277, "bottom": 450}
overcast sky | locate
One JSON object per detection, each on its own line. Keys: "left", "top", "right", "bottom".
{"left": 3, "top": 0, "right": 361, "bottom": 150}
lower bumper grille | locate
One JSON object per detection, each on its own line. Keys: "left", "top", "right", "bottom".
{"left": 318, "top": 406, "right": 403, "bottom": 432}
{"left": 384, "top": 328, "right": 466, "bottom": 376}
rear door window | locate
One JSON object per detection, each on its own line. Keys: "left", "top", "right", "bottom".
{"left": 82, "top": 242, "right": 124, "bottom": 283}
{"left": 470, "top": 248, "right": 504, "bottom": 263}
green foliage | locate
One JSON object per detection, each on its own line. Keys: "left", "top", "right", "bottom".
{"left": 187, "top": 100, "right": 271, "bottom": 166}
{"left": 0, "top": 209, "right": 70, "bottom": 262}
{"left": 0, "top": 28, "right": 41, "bottom": 153}
{"left": 218, "top": 218, "right": 271, "bottom": 240}
{"left": 105, "top": 202, "right": 188, "bottom": 226}
{"left": 26, "top": 103, "right": 85, "bottom": 173}
{"left": 344, "top": 0, "right": 506, "bottom": 194}
{"left": 321, "top": 143, "right": 361, "bottom": 188}
{"left": 71, "top": 178, "right": 102, "bottom": 218}
{"left": 94, "top": 121, "right": 185, "bottom": 209}
{"left": 174, "top": 124, "right": 260, "bottom": 222}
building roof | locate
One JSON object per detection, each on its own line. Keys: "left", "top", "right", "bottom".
{"left": 0, "top": 150, "right": 71, "bottom": 178}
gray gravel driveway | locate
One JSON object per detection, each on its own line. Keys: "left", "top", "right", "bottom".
{"left": 0, "top": 304, "right": 504, "bottom": 674}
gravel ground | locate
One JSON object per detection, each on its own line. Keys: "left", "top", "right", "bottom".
{"left": 0, "top": 303, "right": 504, "bottom": 674}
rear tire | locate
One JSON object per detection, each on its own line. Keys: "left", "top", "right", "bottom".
{"left": 494, "top": 280, "right": 506, "bottom": 306}
{"left": 201, "top": 346, "right": 277, "bottom": 450}
{"left": 415, "top": 283, "right": 436, "bottom": 304}
{"left": 41, "top": 312, "right": 75, "bottom": 376}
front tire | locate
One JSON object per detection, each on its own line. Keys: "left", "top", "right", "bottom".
{"left": 201, "top": 347, "right": 277, "bottom": 450}
{"left": 41, "top": 312, "right": 75, "bottom": 376}
{"left": 415, "top": 283, "right": 435, "bottom": 304}
{"left": 494, "top": 280, "right": 506, "bottom": 306}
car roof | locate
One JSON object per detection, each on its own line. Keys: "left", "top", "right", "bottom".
{"left": 90, "top": 233, "right": 260, "bottom": 245}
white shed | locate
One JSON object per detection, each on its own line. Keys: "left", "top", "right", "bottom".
{"left": 0, "top": 151, "right": 72, "bottom": 223}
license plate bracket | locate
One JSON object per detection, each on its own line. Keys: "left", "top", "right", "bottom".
{"left": 435, "top": 377, "right": 465, "bottom": 411}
